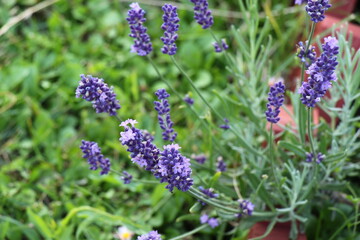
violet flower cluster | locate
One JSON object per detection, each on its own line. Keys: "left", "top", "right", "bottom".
{"left": 299, "top": 37, "right": 339, "bottom": 108}
{"left": 154, "top": 89, "right": 177, "bottom": 142}
{"left": 297, "top": 41, "right": 317, "bottom": 68}
{"left": 120, "top": 120, "right": 193, "bottom": 192}
{"left": 305, "top": 0, "right": 331, "bottom": 23}
{"left": 126, "top": 3, "right": 153, "bottom": 56}
{"left": 155, "top": 144, "right": 193, "bottom": 192}
{"left": 160, "top": 4, "right": 179, "bottom": 55}
{"left": 213, "top": 39, "right": 229, "bottom": 53}
{"left": 198, "top": 186, "right": 219, "bottom": 205}
{"left": 190, "top": 0, "right": 214, "bottom": 29}
{"left": 121, "top": 171, "right": 133, "bottom": 184}
{"left": 80, "top": 140, "right": 111, "bottom": 175}
{"left": 200, "top": 214, "right": 219, "bottom": 228}
{"left": 237, "top": 199, "right": 255, "bottom": 217}
{"left": 76, "top": 74, "right": 121, "bottom": 116}
{"left": 306, "top": 152, "right": 325, "bottom": 164}
{"left": 265, "top": 81, "right": 285, "bottom": 123}
{"left": 137, "top": 231, "right": 162, "bottom": 240}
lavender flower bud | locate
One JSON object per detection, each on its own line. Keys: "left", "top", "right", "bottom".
{"left": 154, "top": 143, "right": 193, "bottom": 192}
{"left": 299, "top": 37, "right": 338, "bottom": 108}
{"left": 154, "top": 89, "right": 177, "bottom": 142}
{"left": 213, "top": 39, "right": 229, "bottom": 53}
{"left": 76, "top": 75, "right": 121, "bottom": 116}
{"left": 219, "top": 118, "right": 230, "bottom": 130}
{"left": 216, "top": 156, "right": 227, "bottom": 172}
{"left": 126, "top": 3, "right": 153, "bottom": 56}
{"left": 80, "top": 140, "right": 111, "bottom": 175}
{"left": 200, "top": 214, "right": 209, "bottom": 224}
{"left": 161, "top": 4, "right": 180, "bottom": 55}
{"left": 192, "top": 154, "right": 207, "bottom": 164}
{"left": 190, "top": 0, "right": 214, "bottom": 29}
{"left": 183, "top": 95, "right": 194, "bottom": 105}
{"left": 295, "top": 0, "right": 308, "bottom": 4}
{"left": 305, "top": 0, "right": 331, "bottom": 23}
{"left": 121, "top": 171, "right": 133, "bottom": 184}
{"left": 237, "top": 199, "right": 255, "bottom": 217}
{"left": 265, "top": 82, "right": 285, "bottom": 123}
{"left": 120, "top": 119, "right": 160, "bottom": 171}
{"left": 137, "top": 231, "right": 162, "bottom": 240}
{"left": 198, "top": 186, "right": 219, "bottom": 205}
{"left": 296, "top": 41, "right": 317, "bottom": 68}
{"left": 305, "top": 152, "right": 325, "bottom": 164}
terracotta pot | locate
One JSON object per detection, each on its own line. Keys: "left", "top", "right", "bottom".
{"left": 327, "top": 0, "right": 357, "bottom": 18}
{"left": 248, "top": 221, "right": 307, "bottom": 240}
{"left": 266, "top": 104, "right": 319, "bottom": 135}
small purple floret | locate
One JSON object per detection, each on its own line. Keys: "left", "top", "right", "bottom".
{"left": 265, "top": 82, "right": 285, "bottom": 123}
{"left": 76, "top": 74, "right": 121, "bottom": 116}
{"left": 192, "top": 154, "right": 207, "bottom": 164}
{"left": 137, "top": 230, "right": 162, "bottom": 240}
{"left": 208, "top": 218, "right": 219, "bottom": 228}
{"left": 237, "top": 199, "right": 255, "bottom": 217}
{"left": 297, "top": 41, "right": 317, "bottom": 68}
{"left": 216, "top": 157, "right": 227, "bottom": 172}
{"left": 190, "top": 0, "right": 214, "bottom": 29}
{"left": 305, "top": 0, "right": 331, "bottom": 23}
{"left": 305, "top": 152, "right": 325, "bottom": 164}
{"left": 126, "top": 3, "right": 153, "bottom": 56}
{"left": 213, "top": 39, "right": 229, "bottom": 53}
{"left": 198, "top": 186, "right": 219, "bottom": 205}
{"left": 184, "top": 95, "right": 194, "bottom": 105}
{"left": 219, "top": 118, "right": 230, "bottom": 130}
{"left": 154, "top": 89, "right": 177, "bottom": 142}
{"left": 80, "top": 140, "right": 111, "bottom": 175}
{"left": 121, "top": 171, "right": 133, "bottom": 184}
{"left": 200, "top": 214, "right": 209, "bottom": 224}
{"left": 161, "top": 4, "right": 180, "bottom": 55}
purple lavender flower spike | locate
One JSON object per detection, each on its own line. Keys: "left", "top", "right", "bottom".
{"left": 192, "top": 154, "right": 207, "bottom": 164}
{"left": 141, "top": 130, "right": 155, "bottom": 142}
{"left": 265, "top": 81, "right": 285, "bottom": 123}
{"left": 305, "top": 152, "right": 325, "bottom": 164}
{"left": 208, "top": 218, "right": 219, "bottom": 228}
{"left": 295, "top": 0, "right": 308, "bottom": 5}
{"left": 121, "top": 171, "right": 133, "bottom": 184}
{"left": 126, "top": 3, "right": 153, "bottom": 56}
{"left": 297, "top": 41, "right": 317, "bottom": 68}
{"left": 119, "top": 119, "right": 160, "bottom": 171}
{"left": 238, "top": 199, "right": 255, "bottom": 217}
{"left": 154, "top": 89, "right": 177, "bottom": 142}
{"left": 219, "top": 118, "right": 230, "bottom": 130}
{"left": 198, "top": 186, "right": 219, "bottom": 205}
{"left": 213, "top": 39, "right": 229, "bottom": 53}
{"left": 76, "top": 75, "right": 121, "bottom": 116}
{"left": 154, "top": 143, "right": 193, "bottom": 192}
{"left": 200, "top": 214, "right": 209, "bottom": 224}
{"left": 299, "top": 37, "right": 338, "bottom": 108}
{"left": 161, "top": 4, "right": 180, "bottom": 55}
{"left": 137, "top": 231, "right": 162, "bottom": 240}
{"left": 184, "top": 95, "right": 194, "bottom": 105}
{"left": 80, "top": 140, "right": 111, "bottom": 175}
{"left": 216, "top": 156, "right": 227, "bottom": 172}
{"left": 305, "top": 0, "right": 331, "bottom": 23}
{"left": 190, "top": 0, "right": 214, "bottom": 29}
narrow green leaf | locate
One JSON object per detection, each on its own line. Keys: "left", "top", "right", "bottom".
{"left": 278, "top": 141, "right": 306, "bottom": 158}
{"left": 26, "top": 208, "right": 53, "bottom": 239}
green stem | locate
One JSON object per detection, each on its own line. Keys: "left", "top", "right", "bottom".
{"left": 170, "top": 55, "right": 260, "bottom": 157}
{"left": 188, "top": 187, "right": 239, "bottom": 214}
{"left": 110, "top": 169, "right": 158, "bottom": 184}
{"left": 298, "top": 22, "right": 316, "bottom": 144}
{"left": 307, "top": 109, "right": 316, "bottom": 158}
{"left": 168, "top": 225, "right": 208, "bottom": 240}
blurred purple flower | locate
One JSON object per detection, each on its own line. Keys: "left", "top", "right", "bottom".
{"left": 213, "top": 39, "right": 229, "bottom": 53}
{"left": 219, "top": 118, "right": 230, "bottom": 130}
{"left": 306, "top": 0, "right": 331, "bottom": 23}
{"left": 297, "top": 41, "right": 317, "bottom": 68}
{"left": 161, "top": 4, "right": 180, "bottom": 55}
{"left": 216, "top": 157, "right": 227, "bottom": 172}
{"left": 265, "top": 82, "right": 285, "bottom": 123}
{"left": 121, "top": 171, "right": 133, "bottom": 184}
{"left": 306, "top": 152, "right": 325, "bottom": 164}
{"left": 80, "top": 140, "right": 110, "bottom": 175}
{"left": 190, "top": 0, "right": 214, "bottom": 29}
{"left": 137, "top": 231, "right": 162, "bottom": 240}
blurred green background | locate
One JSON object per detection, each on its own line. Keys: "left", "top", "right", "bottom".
{"left": 0, "top": 0, "right": 358, "bottom": 239}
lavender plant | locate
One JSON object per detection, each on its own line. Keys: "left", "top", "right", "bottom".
{"left": 74, "top": 1, "right": 360, "bottom": 239}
